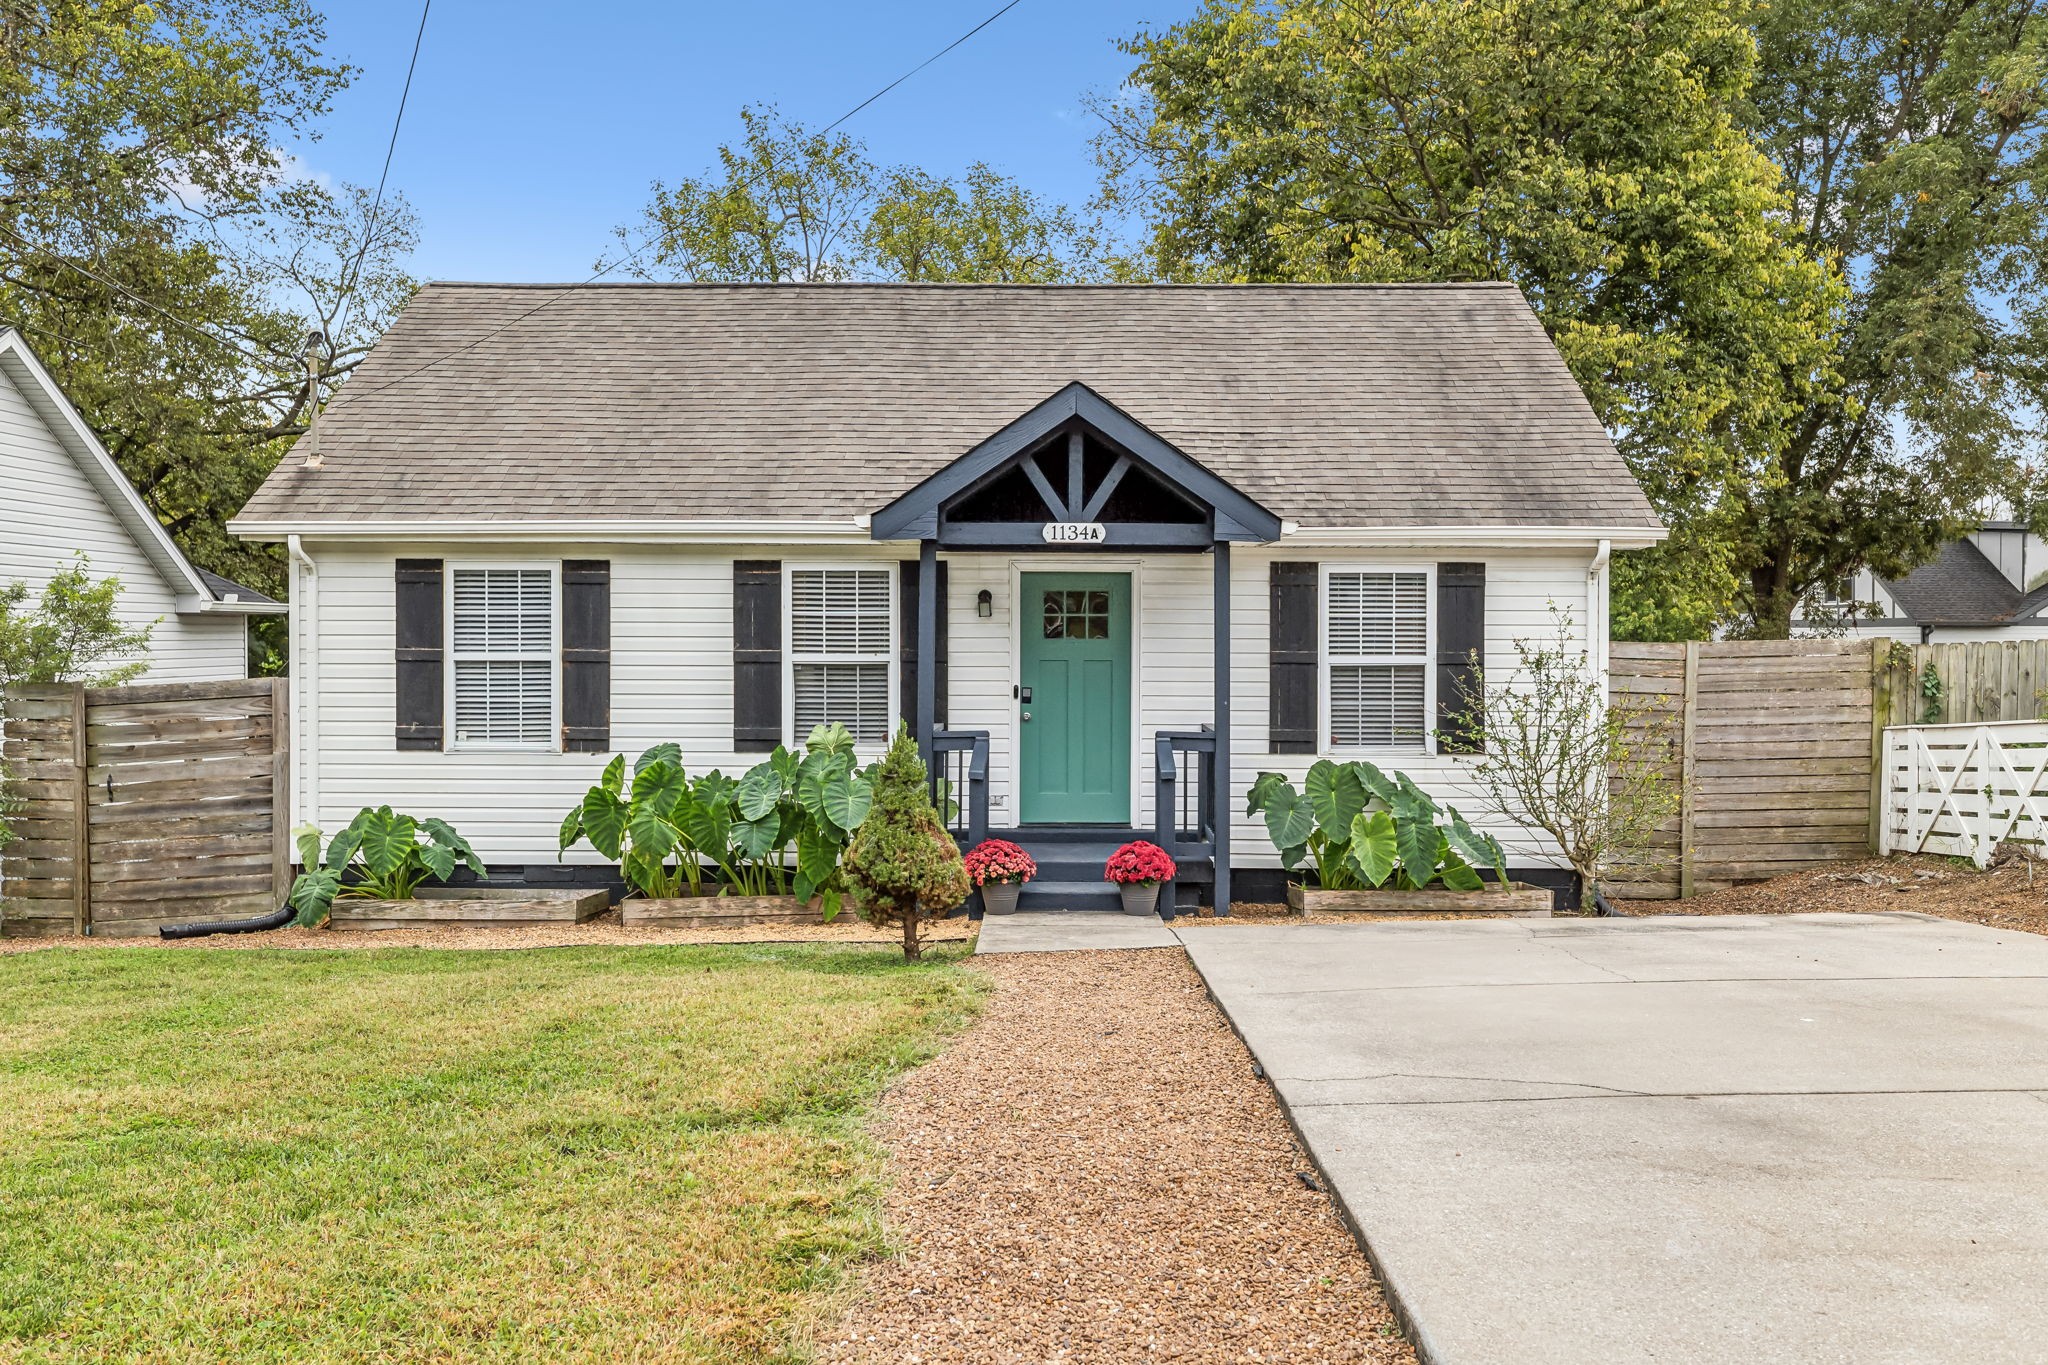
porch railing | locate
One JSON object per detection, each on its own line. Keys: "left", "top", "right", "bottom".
{"left": 929, "top": 729, "right": 990, "bottom": 848}
{"left": 1153, "top": 727, "right": 1218, "bottom": 918}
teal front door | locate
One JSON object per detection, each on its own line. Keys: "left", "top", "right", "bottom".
{"left": 1019, "top": 572, "right": 1131, "bottom": 824}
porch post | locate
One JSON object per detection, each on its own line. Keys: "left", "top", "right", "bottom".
{"left": 1213, "top": 540, "right": 1232, "bottom": 915}
{"left": 917, "top": 538, "right": 938, "bottom": 767}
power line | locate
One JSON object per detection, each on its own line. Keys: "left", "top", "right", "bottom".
{"left": 332, "top": 0, "right": 433, "bottom": 349}
{"left": 819, "top": 0, "right": 1025, "bottom": 136}
{"left": 348, "top": 0, "right": 1031, "bottom": 403}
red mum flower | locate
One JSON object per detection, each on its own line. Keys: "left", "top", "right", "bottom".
{"left": 1104, "top": 840, "right": 1177, "bottom": 885}
{"left": 962, "top": 838, "right": 1037, "bottom": 888}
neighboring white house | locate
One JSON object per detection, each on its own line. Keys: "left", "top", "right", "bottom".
{"left": 1800, "top": 522, "right": 2048, "bottom": 644}
{"left": 228, "top": 282, "right": 1666, "bottom": 906}
{"left": 1, "top": 329, "right": 283, "bottom": 678}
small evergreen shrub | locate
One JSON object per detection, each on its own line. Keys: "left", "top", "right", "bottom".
{"left": 842, "top": 726, "right": 970, "bottom": 959}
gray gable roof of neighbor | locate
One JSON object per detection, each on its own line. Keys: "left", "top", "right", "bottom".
{"left": 235, "top": 282, "right": 1662, "bottom": 532}
{"left": 1882, "top": 539, "right": 2048, "bottom": 626}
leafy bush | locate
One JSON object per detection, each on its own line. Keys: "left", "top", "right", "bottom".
{"left": 962, "top": 838, "right": 1036, "bottom": 888}
{"left": 1104, "top": 840, "right": 1176, "bottom": 885}
{"left": 0, "top": 557, "right": 154, "bottom": 692}
{"left": 842, "top": 726, "right": 970, "bottom": 959}
{"left": 1247, "top": 760, "right": 1506, "bottom": 892}
{"left": 557, "top": 724, "right": 872, "bottom": 915}
{"left": 289, "top": 807, "right": 487, "bottom": 926}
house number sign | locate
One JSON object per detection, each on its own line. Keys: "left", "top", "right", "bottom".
{"left": 1040, "top": 521, "right": 1107, "bottom": 544}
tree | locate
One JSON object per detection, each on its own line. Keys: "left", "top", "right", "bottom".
{"left": 623, "top": 105, "right": 1102, "bottom": 284}
{"left": 1737, "top": 0, "right": 2048, "bottom": 634}
{"left": 841, "top": 727, "right": 970, "bottom": 960}
{"left": 1447, "top": 612, "right": 1683, "bottom": 905}
{"left": 0, "top": 558, "right": 154, "bottom": 692}
{"left": 0, "top": 1, "right": 418, "bottom": 620}
{"left": 1098, "top": 0, "right": 1848, "bottom": 638}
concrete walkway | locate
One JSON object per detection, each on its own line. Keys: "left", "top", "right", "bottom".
{"left": 1180, "top": 912, "right": 2048, "bottom": 1365}
{"left": 974, "top": 910, "right": 1180, "bottom": 954}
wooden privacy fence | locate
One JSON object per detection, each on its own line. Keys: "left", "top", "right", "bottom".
{"left": 1876, "top": 639, "right": 2048, "bottom": 727}
{"left": 1611, "top": 639, "right": 1881, "bottom": 898}
{"left": 1880, "top": 721, "right": 2048, "bottom": 867}
{"left": 2, "top": 679, "right": 289, "bottom": 937}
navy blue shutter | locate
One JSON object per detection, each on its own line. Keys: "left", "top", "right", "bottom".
{"left": 394, "top": 559, "right": 444, "bottom": 751}
{"left": 561, "top": 560, "right": 610, "bottom": 753}
{"left": 1436, "top": 562, "right": 1486, "bottom": 754}
{"left": 733, "top": 561, "right": 782, "bottom": 750}
{"left": 1269, "top": 562, "right": 1318, "bottom": 753}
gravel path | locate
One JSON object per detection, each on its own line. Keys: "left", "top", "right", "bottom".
{"left": 821, "top": 949, "right": 1415, "bottom": 1365}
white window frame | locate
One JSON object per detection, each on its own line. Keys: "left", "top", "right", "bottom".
{"left": 1319, "top": 561, "right": 1436, "bottom": 756}
{"left": 444, "top": 560, "right": 561, "bottom": 753}
{"left": 781, "top": 561, "right": 899, "bottom": 749}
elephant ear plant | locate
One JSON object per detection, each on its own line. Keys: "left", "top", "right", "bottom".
{"left": 288, "top": 806, "right": 487, "bottom": 926}
{"left": 1247, "top": 760, "right": 1507, "bottom": 892}
{"left": 558, "top": 725, "right": 873, "bottom": 917}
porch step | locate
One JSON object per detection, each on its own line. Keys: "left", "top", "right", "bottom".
{"left": 1016, "top": 879, "right": 1125, "bottom": 912}
{"left": 1001, "top": 827, "right": 1213, "bottom": 885}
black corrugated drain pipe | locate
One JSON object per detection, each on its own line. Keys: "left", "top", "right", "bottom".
{"left": 160, "top": 902, "right": 296, "bottom": 940}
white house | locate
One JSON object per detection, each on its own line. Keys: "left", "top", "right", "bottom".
{"left": 1801, "top": 522, "right": 2048, "bottom": 643}
{"left": 1, "top": 329, "right": 282, "bottom": 678}
{"left": 229, "top": 283, "right": 1665, "bottom": 908}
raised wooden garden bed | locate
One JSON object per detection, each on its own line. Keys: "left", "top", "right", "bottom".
{"left": 326, "top": 886, "right": 610, "bottom": 932}
{"left": 621, "top": 894, "right": 830, "bottom": 929}
{"left": 1286, "top": 882, "right": 1553, "bottom": 917}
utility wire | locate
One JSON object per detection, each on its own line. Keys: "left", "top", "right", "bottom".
{"left": 0, "top": 221, "right": 286, "bottom": 372}
{"left": 348, "top": 0, "right": 1030, "bottom": 403}
{"left": 331, "top": 0, "right": 433, "bottom": 351}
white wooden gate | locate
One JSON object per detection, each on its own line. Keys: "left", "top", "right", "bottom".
{"left": 1880, "top": 721, "right": 2048, "bottom": 866}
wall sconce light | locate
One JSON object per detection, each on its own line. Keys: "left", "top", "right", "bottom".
{"left": 976, "top": 588, "right": 994, "bottom": 618}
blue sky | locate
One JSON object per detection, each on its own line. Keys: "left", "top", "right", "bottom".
{"left": 297, "top": 0, "right": 1191, "bottom": 282}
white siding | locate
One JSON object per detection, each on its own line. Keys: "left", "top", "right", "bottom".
{"left": 301, "top": 540, "right": 1596, "bottom": 872}
{"left": 0, "top": 364, "right": 245, "bottom": 681}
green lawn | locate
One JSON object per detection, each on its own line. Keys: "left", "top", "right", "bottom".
{"left": 0, "top": 943, "right": 982, "bottom": 1363}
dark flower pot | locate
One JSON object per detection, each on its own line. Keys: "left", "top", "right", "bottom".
{"left": 982, "top": 881, "right": 1023, "bottom": 916}
{"left": 1117, "top": 881, "right": 1160, "bottom": 917}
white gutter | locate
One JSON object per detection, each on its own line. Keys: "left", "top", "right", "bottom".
{"left": 287, "top": 535, "right": 317, "bottom": 834}
{"left": 229, "top": 517, "right": 877, "bottom": 545}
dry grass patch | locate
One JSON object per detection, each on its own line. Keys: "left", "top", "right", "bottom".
{"left": 0, "top": 943, "right": 982, "bottom": 1362}
{"left": 1623, "top": 853, "right": 2048, "bottom": 936}
{"left": 824, "top": 949, "right": 1415, "bottom": 1364}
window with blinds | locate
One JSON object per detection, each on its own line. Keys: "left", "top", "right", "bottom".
{"left": 450, "top": 567, "right": 555, "bottom": 748}
{"left": 789, "top": 567, "right": 893, "bottom": 743}
{"left": 1326, "top": 568, "right": 1430, "bottom": 748}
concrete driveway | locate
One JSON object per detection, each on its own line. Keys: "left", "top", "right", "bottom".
{"left": 1180, "top": 912, "right": 2048, "bottom": 1365}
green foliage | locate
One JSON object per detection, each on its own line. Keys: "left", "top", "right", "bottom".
{"left": 1920, "top": 663, "right": 1946, "bottom": 725}
{"left": 842, "top": 727, "right": 971, "bottom": 960}
{"left": 0, "top": 1, "right": 417, "bottom": 603}
{"left": 1246, "top": 760, "right": 1505, "bottom": 892}
{"left": 0, "top": 558, "right": 153, "bottom": 691}
{"left": 1737, "top": 0, "right": 2048, "bottom": 634}
{"left": 1101, "top": 0, "right": 1847, "bottom": 639}
{"left": 287, "top": 808, "right": 486, "bottom": 926}
{"left": 557, "top": 725, "right": 873, "bottom": 916}
{"left": 622, "top": 104, "right": 1103, "bottom": 284}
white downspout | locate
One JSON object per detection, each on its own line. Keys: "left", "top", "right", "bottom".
{"left": 287, "top": 535, "right": 318, "bottom": 835}
{"left": 1588, "top": 539, "right": 1612, "bottom": 691}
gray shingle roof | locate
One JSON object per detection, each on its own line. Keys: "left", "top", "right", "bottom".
{"left": 195, "top": 568, "right": 279, "bottom": 605}
{"left": 236, "top": 282, "right": 1661, "bottom": 531}
{"left": 1883, "top": 539, "right": 2048, "bottom": 626}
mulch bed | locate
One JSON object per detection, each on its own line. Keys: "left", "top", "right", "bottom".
{"left": 1622, "top": 852, "right": 2048, "bottom": 937}
{"left": 0, "top": 907, "right": 977, "bottom": 954}
{"left": 820, "top": 949, "right": 1415, "bottom": 1365}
